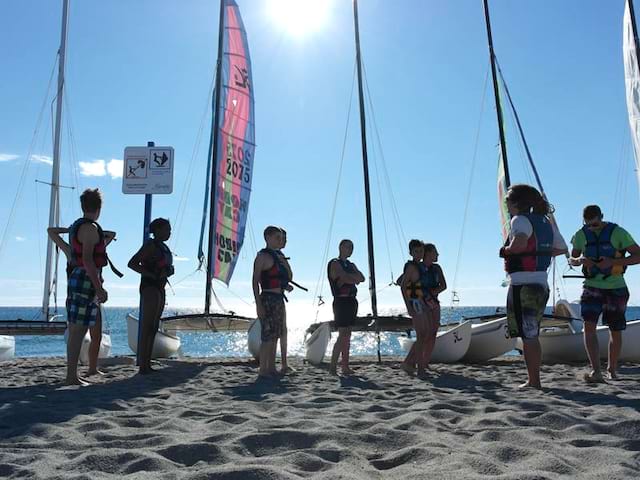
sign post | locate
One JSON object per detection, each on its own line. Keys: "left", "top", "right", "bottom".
{"left": 123, "top": 142, "right": 174, "bottom": 366}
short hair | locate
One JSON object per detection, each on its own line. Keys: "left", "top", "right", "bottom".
{"left": 339, "top": 239, "right": 353, "bottom": 248}
{"left": 583, "top": 205, "right": 602, "bottom": 220}
{"left": 263, "top": 225, "right": 281, "bottom": 240}
{"left": 408, "top": 239, "right": 424, "bottom": 253}
{"left": 80, "top": 188, "right": 102, "bottom": 213}
{"left": 149, "top": 218, "right": 170, "bottom": 236}
{"left": 424, "top": 243, "right": 437, "bottom": 253}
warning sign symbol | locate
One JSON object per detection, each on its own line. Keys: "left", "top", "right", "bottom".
{"left": 150, "top": 149, "right": 172, "bottom": 169}
{"left": 125, "top": 157, "right": 148, "bottom": 178}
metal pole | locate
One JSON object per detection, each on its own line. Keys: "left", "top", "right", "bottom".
{"left": 353, "top": 0, "right": 380, "bottom": 362}
{"left": 42, "top": 0, "right": 69, "bottom": 320}
{"left": 482, "top": 0, "right": 511, "bottom": 188}
{"left": 205, "top": 0, "right": 226, "bottom": 314}
{"left": 629, "top": 0, "right": 640, "bottom": 69}
{"left": 137, "top": 141, "right": 154, "bottom": 366}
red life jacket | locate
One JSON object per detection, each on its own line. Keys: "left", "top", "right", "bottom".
{"left": 259, "top": 248, "right": 290, "bottom": 290}
{"left": 327, "top": 258, "right": 358, "bottom": 297}
{"left": 69, "top": 218, "right": 108, "bottom": 269}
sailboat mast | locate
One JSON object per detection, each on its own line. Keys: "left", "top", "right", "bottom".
{"left": 628, "top": 0, "right": 640, "bottom": 67}
{"left": 482, "top": 0, "right": 511, "bottom": 188}
{"left": 205, "top": 0, "right": 226, "bottom": 314}
{"left": 42, "top": 0, "right": 69, "bottom": 319}
{"left": 352, "top": 0, "right": 378, "bottom": 321}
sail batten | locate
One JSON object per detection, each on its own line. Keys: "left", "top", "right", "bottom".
{"left": 203, "top": 0, "right": 255, "bottom": 288}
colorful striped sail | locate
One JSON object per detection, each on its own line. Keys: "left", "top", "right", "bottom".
{"left": 199, "top": 0, "right": 255, "bottom": 285}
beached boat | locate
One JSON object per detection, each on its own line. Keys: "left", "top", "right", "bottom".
{"left": 126, "top": 313, "right": 181, "bottom": 359}
{"left": 399, "top": 321, "right": 473, "bottom": 363}
{"left": 247, "top": 319, "right": 261, "bottom": 360}
{"left": 0, "top": 335, "right": 15, "bottom": 361}
{"left": 464, "top": 317, "right": 515, "bottom": 363}
{"left": 125, "top": 0, "right": 258, "bottom": 354}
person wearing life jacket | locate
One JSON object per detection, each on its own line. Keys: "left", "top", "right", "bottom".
{"left": 64, "top": 189, "right": 110, "bottom": 385}
{"left": 252, "top": 226, "right": 293, "bottom": 378}
{"left": 327, "top": 239, "right": 365, "bottom": 376}
{"left": 128, "top": 218, "right": 174, "bottom": 375}
{"left": 48, "top": 221, "right": 116, "bottom": 378}
{"left": 400, "top": 239, "right": 433, "bottom": 378}
{"left": 500, "top": 184, "right": 567, "bottom": 389}
{"left": 569, "top": 205, "right": 640, "bottom": 383}
{"left": 277, "top": 228, "right": 292, "bottom": 375}
{"left": 403, "top": 243, "right": 447, "bottom": 374}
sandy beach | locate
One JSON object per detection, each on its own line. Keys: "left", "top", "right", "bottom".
{"left": 0, "top": 356, "right": 639, "bottom": 479}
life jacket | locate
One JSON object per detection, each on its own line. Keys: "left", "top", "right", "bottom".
{"left": 402, "top": 260, "right": 428, "bottom": 299}
{"left": 422, "top": 264, "right": 441, "bottom": 289}
{"left": 259, "top": 248, "right": 290, "bottom": 290}
{"left": 142, "top": 239, "right": 174, "bottom": 279}
{"left": 69, "top": 218, "right": 108, "bottom": 269}
{"left": 327, "top": 258, "right": 358, "bottom": 297}
{"left": 581, "top": 223, "right": 626, "bottom": 279}
{"left": 503, "top": 214, "right": 553, "bottom": 274}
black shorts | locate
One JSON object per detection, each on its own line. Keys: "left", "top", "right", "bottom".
{"left": 333, "top": 297, "right": 358, "bottom": 328}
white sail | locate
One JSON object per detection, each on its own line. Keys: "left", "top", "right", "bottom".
{"left": 623, "top": 1, "right": 640, "bottom": 195}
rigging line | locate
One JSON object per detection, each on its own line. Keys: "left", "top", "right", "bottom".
{"left": 171, "top": 73, "right": 216, "bottom": 253}
{"left": 246, "top": 212, "right": 258, "bottom": 257}
{"left": 311, "top": 60, "right": 358, "bottom": 307}
{"left": 360, "top": 60, "right": 406, "bottom": 257}
{"left": 63, "top": 92, "right": 83, "bottom": 219}
{"left": 0, "top": 55, "right": 59, "bottom": 263}
{"left": 449, "top": 65, "right": 490, "bottom": 308}
{"left": 34, "top": 181, "right": 44, "bottom": 283}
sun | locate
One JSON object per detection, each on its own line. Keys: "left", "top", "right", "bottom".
{"left": 268, "top": 0, "right": 333, "bottom": 38}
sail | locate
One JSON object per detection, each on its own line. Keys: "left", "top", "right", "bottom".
{"left": 624, "top": 0, "right": 640, "bottom": 194}
{"left": 202, "top": 0, "right": 255, "bottom": 285}
{"left": 497, "top": 150, "right": 510, "bottom": 242}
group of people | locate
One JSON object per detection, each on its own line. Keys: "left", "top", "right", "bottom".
{"left": 50, "top": 183, "right": 639, "bottom": 387}
{"left": 49, "top": 188, "right": 175, "bottom": 384}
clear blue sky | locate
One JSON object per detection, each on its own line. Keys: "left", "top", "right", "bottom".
{"left": 1, "top": 0, "right": 638, "bottom": 323}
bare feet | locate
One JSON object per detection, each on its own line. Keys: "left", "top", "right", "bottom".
{"left": 279, "top": 366, "right": 296, "bottom": 375}
{"left": 583, "top": 371, "right": 607, "bottom": 384}
{"left": 328, "top": 365, "right": 338, "bottom": 376}
{"left": 606, "top": 369, "right": 619, "bottom": 381}
{"left": 400, "top": 363, "right": 415, "bottom": 376}
{"left": 86, "top": 369, "right": 105, "bottom": 377}
{"left": 65, "top": 376, "right": 89, "bottom": 386}
{"left": 518, "top": 381, "right": 542, "bottom": 390}
{"left": 417, "top": 369, "right": 430, "bottom": 380}
{"left": 340, "top": 367, "right": 355, "bottom": 376}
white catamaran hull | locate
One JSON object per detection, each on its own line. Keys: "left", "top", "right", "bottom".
{"left": 126, "top": 313, "right": 181, "bottom": 359}
{"left": 463, "top": 317, "right": 516, "bottom": 363}
{"left": 64, "top": 306, "right": 112, "bottom": 364}
{"left": 400, "top": 321, "right": 473, "bottom": 363}
{"left": 247, "top": 319, "right": 261, "bottom": 360}
{"left": 304, "top": 322, "right": 332, "bottom": 365}
{"left": 0, "top": 335, "right": 15, "bottom": 361}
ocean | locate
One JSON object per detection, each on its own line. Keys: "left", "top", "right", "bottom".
{"left": 4, "top": 306, "right": 638, "bottom": 359}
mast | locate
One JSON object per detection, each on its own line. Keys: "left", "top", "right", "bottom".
{"left": 42, "top": 0, "right": 69, "bottom": 320}
{"left": 352, "top": 1, "right": 379, "bottom": 324}
{"left": 482, "top": 0, "right": 511, "bottom": 188}
{"left": 205, "top": 0, "right": 226, "bottom": 313}
{"left": 629, "top": 0, "right": 640, "bottom": 73}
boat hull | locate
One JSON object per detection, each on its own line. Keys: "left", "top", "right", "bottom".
{"left": 463, "top": 317, "right": 516, "bottom": 363}
{"left": 304, "top": 322, "right": 332, "bottom": 365}
{"left": 127, "top": 313, "right": 181, "bottom": 359}
{"left": 247, "top": 319, "right": 261, "bottom": 360}
{"left": 0, "top": 335, "right": 15, "bottom": 361}
{"left": 400, "top": 321, "right": 473, "bottom": 363}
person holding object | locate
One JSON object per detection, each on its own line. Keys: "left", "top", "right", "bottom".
{"left": 569, "top": 205, "right": 640, "bottom": 382}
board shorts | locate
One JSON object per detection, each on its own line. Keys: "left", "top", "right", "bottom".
{"left": 333, "top": 296, "right": 358, "bottom": 328}
{"left": 580, "top": 286, "right": 629, "bottom": 331}
{"left": 67, "top": 267, "right": 99, "bottom": 327}
{"left": 506, "top": 284, "right": 549, "bottom": 340}
{"left": 260, "top": 292, "right": 285, "bottom": 342}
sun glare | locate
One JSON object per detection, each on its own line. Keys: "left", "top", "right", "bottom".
{"left": 268, "top": 0, "right": 333, "bottom": 37}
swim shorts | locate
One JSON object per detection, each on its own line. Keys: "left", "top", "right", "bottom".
{"left": 506, "top": 284, "right": 549, "bottom": 340}
{"left": 333, "top": 296, "right": 358, "bottom": 328}
{"left": 67, "top": 267, "right": 99, "bottom": 327}
{"left": 260, "top": 292, "right": 285, "bottom": 342}
{"left": 580, "top": 286, "right": 629, "bottom": 331}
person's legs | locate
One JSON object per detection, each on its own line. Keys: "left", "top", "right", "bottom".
{"left": 279, "top": 317, "right": 288, "bottom": 373}
{"left": 87, "top": 308, "right": 103, "bottom": 375}
{"left": 329, "top": 332, "right": 344, "bottom": 375}
{"left": 413, "top": 316, "right": 428, "bottom": 377}
{"left": 340, "top": 328, "right": 353, "bottom": 374}
{"left": 66, "top": 323, "right": 89, "bottom": 385}
{"left": 422, "top": 305, "right": 440, "bottom": 369}
{"left": 521, "top": 338, "right": 542, "bottom": 388}
{"left": 580, "top": 287, "right": 604, "bottom": 380}
{"left": 603, "top": 287, "right": 628, "bottom": 379}
{"left": 139, "top": 288, "right": 161, "bottom": 374}
{"left": 259, "top": 340, "right": 274, "bottom": 377}
{"left": 608, "top": 330, "right": 622, "bottom": 378}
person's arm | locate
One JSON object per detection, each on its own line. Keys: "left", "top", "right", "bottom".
{"left": 502, "top": 233, "right": 529, "bottom": 255}
{"left": 597, "top": 243, "right": 640, "bottom": 269}
{"left": 78, "top": 223, "right": 107, "bottom": 303}
{"left": 127, "top": 242, "right": 157, "bottom": 279}
{"left": 431, "top": 264, "right": 447, "bottom": 296}
{"left": 103, "top": 230, "right": 116, "bottom": 246}
{"left": 47, "top": 227, "right": 71, "bottom": 259}
{"left": 253, "top": 253, "right": 266, "bottom": 319}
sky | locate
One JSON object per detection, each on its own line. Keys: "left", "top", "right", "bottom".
{"left": 1, "top": 0, "right": 639, "bottom": 324}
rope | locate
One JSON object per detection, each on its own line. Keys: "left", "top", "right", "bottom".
{"left": 449, "top": 65, "right": 490, "bottom": 307}
{"left": 311, "top": 60, "right": 357, "bottom": 308}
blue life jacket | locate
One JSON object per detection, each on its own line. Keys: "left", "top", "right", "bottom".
{"left": 581, "top": 223, "right": 626, "bottom": 278}
{"left": 327, "top": 258, "right": 358, "bottom": 297}
{"left": 504, "top": 214, "right": 553, "bottom": 273}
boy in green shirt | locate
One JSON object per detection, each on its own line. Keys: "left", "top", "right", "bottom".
{"left": 569, "top": 205, "right": 640, "bottom": 382}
